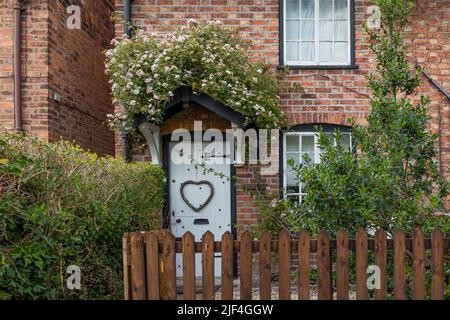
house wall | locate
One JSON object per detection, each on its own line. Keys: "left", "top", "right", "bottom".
{"left": 0, "top": 0, "right": 116, "bottom": 155}
{"left": 47, "top": 0, "right": 116, "bottom": 155}
{"left": 0, "top": 0, "right": 50, "bottom": 139}
{"left": 114, "top": 0, "right": 450, "bottom": 227}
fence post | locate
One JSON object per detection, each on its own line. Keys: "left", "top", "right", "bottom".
{"left": 356, "top": 229, "right": 368, "bottom": 300}
{"left": 259, "top": 231, "right": 272, "bottom": 300}
{"left": 221, "top": 232, "right": 234, "bottom": 300}
{"left": 130, "top": 233, "right": 146, "bottom": 300}
{"left": 393, "top": 230, "right": 407, "bottom": 300}
{"left": 336, "top": 229, "right": 349, "bottom": 300}
{"left": 375, "top": 229, "right": 387, "bottom": 300}
{"left": 431, "top": 228, "right": 444, "bottom": 300}
{"left": 202, "top": 231, "right": 215, "bottom": 300}
{"left": 317, "top": 230, "right": 331, "bottom": 300}
{"left": 298, "top": 230, "right": 310, "bottom": 300}
{"left": 413, "top": 228, "right": 425, "bottom": 300}
{"left": 146, "top": 231, "right": 160, "bottom": 300}
{"left": 240, "top": 231, "right": 253, "bottom": 300}
{"left": 183, "top": 232, "right": 196, "bottom": 300}
{"left": 279, "top": 230, "right": 291, "bottom": 300}
{"left": 161, "top": 231, "right": 177, "bottom": 300}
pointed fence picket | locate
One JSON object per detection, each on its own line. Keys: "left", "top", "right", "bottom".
{"left": 122, "top": 228, "right": 449, "bottom": 300}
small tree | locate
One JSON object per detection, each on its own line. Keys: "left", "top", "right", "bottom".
{"left": 288, "top": 0, "right": 448, "bottom": 236}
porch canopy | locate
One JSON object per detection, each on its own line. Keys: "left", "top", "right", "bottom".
{"left": 134, "top": 86, "right": 247, "bottom": 165}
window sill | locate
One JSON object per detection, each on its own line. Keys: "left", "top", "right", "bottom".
{"left": 278, "top": 64, "right": 360, "bottom": 70}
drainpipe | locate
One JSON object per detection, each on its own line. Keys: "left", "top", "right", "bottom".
{"left": 417, "top": 64, "right": 450, "bottom": 178}
{"left": 13, "top": 0, "right": 24, "bottom": 133}
{"left": 121, "top": 0, "right": 132, "bottom": 161}
{"left": 124, "top": 0, "right": 131, "bottom": 38}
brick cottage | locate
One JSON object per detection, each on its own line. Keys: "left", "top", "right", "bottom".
{"left": 0, "top": 1, "right": 449, "bottom": 246}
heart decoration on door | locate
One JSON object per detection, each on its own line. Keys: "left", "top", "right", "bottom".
{"left": 180, "top": 180, "right": 215, "bottom": 212}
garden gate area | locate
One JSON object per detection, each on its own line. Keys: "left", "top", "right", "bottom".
{"left": 123, "top": 229, "right": 449, "bottom": 300}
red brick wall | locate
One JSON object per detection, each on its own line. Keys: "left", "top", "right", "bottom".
{"left": 47, "top": 0, "right": 116, "bottom": 155}
{"left": 114, "top": 0, "right": 450, "bottom": 224}
{"left": 0, "top": 0, "right": 50, "bottom": 139}
{"left": 407, "top": 1, "right": 450, "bottom": 208}
{"left": 0, "top": 0, "right": 116, "bottom": 155}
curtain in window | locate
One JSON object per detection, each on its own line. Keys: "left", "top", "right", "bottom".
{"left": 285, "top": 0, "right": 350, "bottom": 65}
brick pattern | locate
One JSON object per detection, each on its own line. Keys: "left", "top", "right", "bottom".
{"left": 407, "top": 1, "right": 450, "bottom": 208}
{"left": 0, "top": 0, "right": 50, "bottom": 138}
{"left": 0, "top": 0, "right": 116, "bottom": 155}
{"left": 114, "top": 0, "right": 450, "bottom": 224}
{"left": 47, "top": 0, "right": 116, "bottom": 155}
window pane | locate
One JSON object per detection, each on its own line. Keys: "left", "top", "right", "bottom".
{"left": 300, "top": 42, "right": 315, "bottom": 61}
{"left": 287, "top": 153, "right": 300, "bottom": 166}
{"left": 286, "top": 0, "right": 300, "bottom": 18}
{"left": 335, "top": 21, "right": 348, "bottom": 41}
{"left": 319, "top": 21, "right": 333, "bottom": 41}
{"left": 319, "top": 41, "right": 333, "bottom": 62}
{"left": 319, "top": 0, "right": 333, "bottom": 19}
{"left": 301, "top": 0, "right": 315, "bottom": 18}
{"left": 301, "top": 20, "right": 315, "bottom": 40}
{"left": 286, "top": 171, "right": 299, "bottom": 189}
{"left": 286, "top": 42, "right": 299, "bottom": 61}
{"left": 302, "top": 135, "right": 315, "bottom": 153}
{"left": 286, "top": 183, "right": 300, "bottom": 194}
{"left": 334, "top": 42, "right": 348, "bottom": 62}
{"left": 286, "top": 135, "right": 300, "bottom": 152}
{"left": 338, "top": 133, "right": 351, "bottom": 150}
{"left": 335, "top": 0, "right": 348, "bottom": 19}
{"left": 287, "top": 21, "right": 300, "bottom": 40}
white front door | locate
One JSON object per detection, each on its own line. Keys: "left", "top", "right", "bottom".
{"left": 169, "top": 139, "right": 232, "bottom": 277}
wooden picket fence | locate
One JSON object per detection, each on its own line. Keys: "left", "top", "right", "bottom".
{"left": 123, "top": 228, "right": 449, "bottom": 300}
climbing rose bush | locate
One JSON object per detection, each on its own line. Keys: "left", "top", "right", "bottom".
{"left": 105, "top": 20, "right": 287, "bottom": 131}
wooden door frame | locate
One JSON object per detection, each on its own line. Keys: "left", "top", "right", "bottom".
{"left": 161, "top": 134, "right": 237, "bottom": 244}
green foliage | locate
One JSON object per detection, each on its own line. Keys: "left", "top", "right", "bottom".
{"left": 105, "top": 20, "right": 287, "bottom": 131}
{"left": 0, "top": 133, "right": 165, "bottom": 299}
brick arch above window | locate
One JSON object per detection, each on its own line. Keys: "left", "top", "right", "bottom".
{"left": 287, "top": 123, "right": 352, "bottom": 133}
{"left": 286, "top": 111, "right": 362, "bottom": 127}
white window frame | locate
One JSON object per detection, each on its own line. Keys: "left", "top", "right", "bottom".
{"left": 283, "top": 0, "right": 352, "bottom": 66}
{"left": 283, "top": 131, "right": 352, "bottom": 205}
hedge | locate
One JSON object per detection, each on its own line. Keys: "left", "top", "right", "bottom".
{"left": 0, "top": 133, "right": 165, "bottom": 299}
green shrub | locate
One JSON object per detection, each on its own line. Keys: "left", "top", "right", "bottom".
{"left": 0, "top": 133, "right": 165, "bottom": 299}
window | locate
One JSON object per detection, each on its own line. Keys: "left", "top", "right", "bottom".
{"left": 283, "top": 130, "right": 351, "bottom": 205}
{"left": 283, "top": 0, "right": 352, "bottom": 66}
